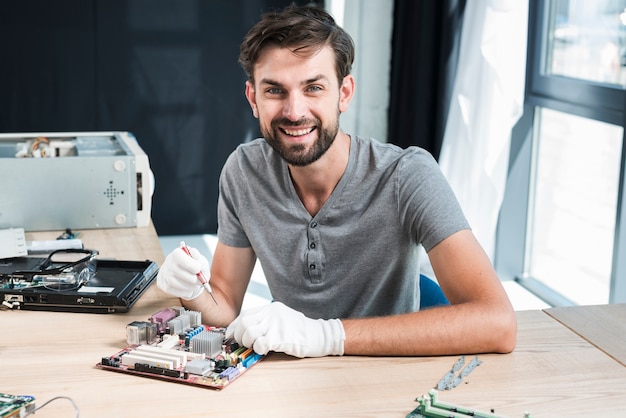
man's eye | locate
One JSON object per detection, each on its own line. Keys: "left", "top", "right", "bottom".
{"left": 307, "top": 85, "right": 323, "bottom": 92}
{"left": 267, "top": 88, "right": 283, "bottom": 95}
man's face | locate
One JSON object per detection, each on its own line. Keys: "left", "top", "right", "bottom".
{"left": 245, "top": 45, "right": 353, "bottom": 166}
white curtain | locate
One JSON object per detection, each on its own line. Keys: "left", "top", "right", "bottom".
{"left": 437, "top": 0, "right": 529, "bottom": 261}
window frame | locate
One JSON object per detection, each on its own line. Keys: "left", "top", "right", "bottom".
{"left": 495, "top": 0, "right": 626, "bottom": 305}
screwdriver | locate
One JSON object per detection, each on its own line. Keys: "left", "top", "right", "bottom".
{"left": 179, "top": 241, "right": 218, "bottom": 306}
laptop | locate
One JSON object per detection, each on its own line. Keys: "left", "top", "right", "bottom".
{"left": 0, "top": 251, "right": 158, "bottom": 313}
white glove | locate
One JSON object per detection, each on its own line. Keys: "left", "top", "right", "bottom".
{"left": 157, "top": 246, "right": 210, "bottom": 300}
{"left": 225, "top": 302, "right": 345, "bottom": 358}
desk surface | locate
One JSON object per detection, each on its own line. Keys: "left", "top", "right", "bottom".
{"left": 5, "top": 308, "right": 626, "bottom": 417}
{"left": 545, "top": 303, "right": 626, "bottom": 367}
{"left": 26, "top": 223, "right": 166, "bottom": 265}
{"left": 4, "top": 228, "right": 626, "bottom": 417}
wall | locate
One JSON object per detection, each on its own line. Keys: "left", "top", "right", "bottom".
{"left": 0, "top": 0, "right": 314, "bottom": 235}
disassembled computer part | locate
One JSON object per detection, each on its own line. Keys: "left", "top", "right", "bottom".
{"left": 0, "top": 393, "right": 36, "bottom": 418}
{"left": 0, "top": 131, "right": 153, "bottom": 231}
{"left": 406, "top": 389, "right": 531, "bottom": 418}
{"left": 96, "top": 307, "right": 263, "bottom": 390}
{"left": 436, "top": 355, "right": 466, "bottom": 390}
{"left": 436, "top": 355, "right": 482, "bottom": 390}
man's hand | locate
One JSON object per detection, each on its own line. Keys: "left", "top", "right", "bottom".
{"left": 157, "top": 246, "right": 210, "bottom": 300}
{"left": 226, "top": 302, "right": 345, "bottom": 358}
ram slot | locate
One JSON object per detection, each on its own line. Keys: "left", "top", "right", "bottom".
{"left": 132, "top": 350, "right": 181, "bottom": 369}
{"left": 157, "top": 334, "right": 180, "bottom": 349}
{"left": 134, "top": 345, "right": 188, "bottom": 365}
{"left": 121, "top": 353, "right": 175, "bottom": 370}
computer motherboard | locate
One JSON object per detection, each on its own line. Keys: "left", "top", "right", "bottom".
{"left": 96, "top": 307, "right": 262, "bottom": 390}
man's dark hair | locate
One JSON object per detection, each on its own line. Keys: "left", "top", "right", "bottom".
{"left": 239, "top": 3, "right": 355, "bottom": 83}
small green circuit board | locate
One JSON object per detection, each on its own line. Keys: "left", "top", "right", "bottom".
{"left": 407, "top": 389, "right": 531, "bottom": 418}
{"left": 0, "top": 393, "right": 35, "bottom": 418}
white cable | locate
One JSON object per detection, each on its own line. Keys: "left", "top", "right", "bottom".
{"left": 23, "top": 396, "right": 80, "bottom": 418}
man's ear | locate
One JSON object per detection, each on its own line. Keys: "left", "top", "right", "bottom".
{"left": 245, "top": 80, "right": 259, "bottom": 118}
{"left": 339, "top": 74, "right": 355, "bottom": 113}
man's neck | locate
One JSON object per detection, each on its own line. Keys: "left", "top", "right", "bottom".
{"left": 289, "top": 132, "right": 351, "bottom": 217}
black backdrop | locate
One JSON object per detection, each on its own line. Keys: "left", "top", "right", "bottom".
{"left": 0, "top": 0, "right": 462, "bottom": 235}
{"left": 388, "top": 0, "right": 465, "bottom": 160}
{"left": 0, "top": 0, "right": 316, "bottom": 235}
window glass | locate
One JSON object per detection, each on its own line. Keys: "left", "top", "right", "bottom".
{"left": 527, "top": 107, "right": 622, "bottom": 305}
{"left": 547, "top": 0, "right": 626, "bottom": 87}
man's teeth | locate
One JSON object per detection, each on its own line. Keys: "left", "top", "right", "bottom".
{"left": 284, "top": 127, "right": 313, "bottom": 136}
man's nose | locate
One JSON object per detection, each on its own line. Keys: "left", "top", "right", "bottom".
{"left": 283, "top": 93, "right": 306, "bottom": 121}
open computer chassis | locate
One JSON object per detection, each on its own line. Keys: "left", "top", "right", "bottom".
{"left": 96, "top": 306, "right": 262, "bottom": 390}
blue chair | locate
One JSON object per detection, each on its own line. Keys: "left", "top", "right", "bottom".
{"left": 419, "top": 274, "right": 449, "bottom": 309}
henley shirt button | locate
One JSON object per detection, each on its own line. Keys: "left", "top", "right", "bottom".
{"left": 309, "top": 243, "right": 316, "bottom": 249}
{"left": 310, "top": 221, "right": 317, "bottom": 228}
{"left": 309, "top": 264, "right": 316, "bottom": 270}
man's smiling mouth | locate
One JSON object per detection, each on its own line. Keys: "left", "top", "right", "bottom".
{"left": 283, "top": 127, "right": 315, "bottom": 136}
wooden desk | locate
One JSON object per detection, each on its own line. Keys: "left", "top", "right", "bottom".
{"left": 4, "top": 231, "right": 626, "bottom": 416}
{"left": 3, "top": 306, "right": 626, "bottom": 417}
{"left": 26, "top": 223, "right": 166, "bottom": 265}
{"left": 545, "top": 303, "right": 626, "bottom": 367}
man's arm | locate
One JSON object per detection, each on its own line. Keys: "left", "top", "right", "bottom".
{"left": 342, "top": 229, "right": 517, "bottom": 356}
{"left": 182, "top": 242, "right": 257, "bottom": 327}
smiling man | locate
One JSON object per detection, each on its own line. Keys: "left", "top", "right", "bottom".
{"left": 157, "top": 4, "right": 517, "bottom": 358}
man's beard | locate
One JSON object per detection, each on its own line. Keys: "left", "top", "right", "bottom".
{"left": 261, "top": 113, "right": 340, "bottom": 167}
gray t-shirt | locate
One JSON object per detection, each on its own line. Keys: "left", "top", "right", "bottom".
{"left": 217, "top": 135, "right": 469, "bottom": 320}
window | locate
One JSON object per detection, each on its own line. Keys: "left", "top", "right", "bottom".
{"left": 496, "top": 0, "right": 626, "bottom": 306}
{"left": 527, "top": 108, "right": 622, "bottom": 304}
{"left": 548, "top": 0, "right": 626, "bottom": 86}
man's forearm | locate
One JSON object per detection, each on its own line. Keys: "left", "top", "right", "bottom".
{"left": 341, "top": 301, "right": 517, "bottom": 356}
{"left": 181, "top": 288, "right": 239, "bottom": 328}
